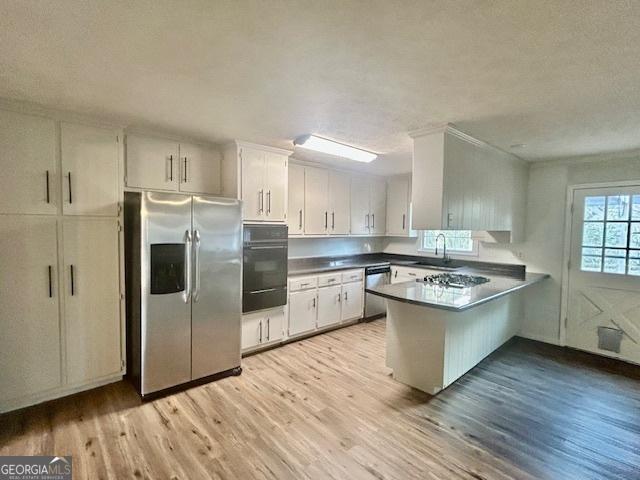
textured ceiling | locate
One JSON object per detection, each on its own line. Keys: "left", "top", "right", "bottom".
{"left": 1, "top": 1, "right": 640, "bottom": 174}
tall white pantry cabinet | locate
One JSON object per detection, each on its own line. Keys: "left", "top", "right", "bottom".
{"left": 0, "top": 108, "right": 124, "bottom": 413}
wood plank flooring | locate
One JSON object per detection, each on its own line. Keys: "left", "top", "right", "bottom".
{"left": 2, "top": 319, "right": 640, "bottom": 480}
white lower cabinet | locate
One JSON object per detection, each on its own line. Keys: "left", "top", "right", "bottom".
{"left": 62, "top": 218, "right": 121, "bottom": 384}
{"left": 241, "top": 307, "right": 285, "bottom": 351}
{"left": 317, "top": 284, "right": 342, "bottom": 328}
{"left": 341, "top": 281, "right": 364, "bottom": 321}
{"left": 288, "top": 289, "right": 318, "bottom": 337}
{"left": 0, "top": 216, "right": 61, "bottom": 404}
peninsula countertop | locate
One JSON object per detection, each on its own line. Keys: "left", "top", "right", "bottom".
{"left": 365, "top": 272, "right": 549, "bottom": 312}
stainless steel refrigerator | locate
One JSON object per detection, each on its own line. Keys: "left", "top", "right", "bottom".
{"left": 124, "top": 191, "right": 242, "bottom": 397}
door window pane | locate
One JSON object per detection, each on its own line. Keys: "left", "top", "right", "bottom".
{"left": 582, "top": 222, "right": 604, "bottom": 247}
{"left": 604, "top": 248, "right": 626, "bottom": 257}
{"left": 581, "top": 255, "right": 602, "bottom": 272}
{"left": 605, "top": 222, "right": 628, "bottom": 248}
{"left": 582, "top": 247, "right": 602, "bottom": 256}
{"left": 631, "top": 223, "right": 640, "bottom": 248}
{"left": 629, "top": 251, "right": 640, "bottom": 276}
{"left": 603, "top": 256, "right": 626, "bottom": 274}
{"left": 632, "top": 195, "right": 640, "bottom": 220}
{"left": 606, "top": 195, "right": 630, "bottom": 221}
{"left": 584, "top": 196, "right": 605, "bottom": 221}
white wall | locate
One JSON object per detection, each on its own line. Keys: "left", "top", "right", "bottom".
{"left": 288, "top": 236, "right": 384, "bottom": 258}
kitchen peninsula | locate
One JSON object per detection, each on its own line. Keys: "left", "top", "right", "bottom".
{"left": 367, "top": 269, "right": 548, "bottom": 395}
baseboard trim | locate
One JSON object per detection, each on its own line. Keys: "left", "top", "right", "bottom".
{"left": 516, "top": 332, "right": 561, "bottom": 346}
{"left": 0, "top": 373, "right": 123, "bottom": 414}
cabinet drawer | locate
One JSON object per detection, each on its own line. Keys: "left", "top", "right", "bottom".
{"left": 341, "top": 269, "right": 363, "bottom": 283}
{"left": 289, "top": 276, "right": 318, "bottom": 292}
{"left": 317, "top": 272, "right": 341, "bottom": 287}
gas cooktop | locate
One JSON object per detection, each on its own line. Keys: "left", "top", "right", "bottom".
{"left": 422, "top": 273, "right": 490, "bottom": 289}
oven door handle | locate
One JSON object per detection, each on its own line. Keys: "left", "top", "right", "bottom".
{"left": 245, "top": 245, "right": 287, "bottom": 250}
{"left": 248, "top": 288, "right": 279, "bottom": 294}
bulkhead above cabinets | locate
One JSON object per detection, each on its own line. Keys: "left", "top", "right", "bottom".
{"left": 410, "top": 125, "right": 528, "bottom": 242}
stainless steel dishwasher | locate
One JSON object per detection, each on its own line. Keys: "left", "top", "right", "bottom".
{"left": 364, "top": 265, "right": 391, "bottom": 320}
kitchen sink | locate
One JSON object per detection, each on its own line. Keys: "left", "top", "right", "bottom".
{"left": 413, "top": 259, "right": 464, "bottom": 271}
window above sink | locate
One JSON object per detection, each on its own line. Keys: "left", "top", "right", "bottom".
{"left": 419, "top": 230, "right": 479, "bottom": 257}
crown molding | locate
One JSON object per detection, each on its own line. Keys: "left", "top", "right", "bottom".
{"left": 408, "top": 123, "right": 449, "bottom": 138}
{"left": 228, "top": 140, "right": 293, "bottom": 156}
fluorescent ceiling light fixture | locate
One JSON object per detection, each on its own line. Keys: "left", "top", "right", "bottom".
{"left": 294, "top": 135, "right": 377, "bottom": 163}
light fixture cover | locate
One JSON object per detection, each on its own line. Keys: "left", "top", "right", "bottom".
{"left": 294, "top": 135, "right": 377, "bottom": 163}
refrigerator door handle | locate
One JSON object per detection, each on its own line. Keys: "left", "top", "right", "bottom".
{"left": 183, "top": 229, "right": 192, "bottom": 303}
{"left": 193, "top": 229, "right": 201, "bottom": 302}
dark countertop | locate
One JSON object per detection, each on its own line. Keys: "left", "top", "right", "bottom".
{"left": 365, "top": 272, "right": 549, "bottom": 312}
{"left": 288, "top": 253, "right": 526, "bottom": 278}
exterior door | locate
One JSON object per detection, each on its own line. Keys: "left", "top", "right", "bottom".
{"left": 329, "top": 172, "right": 350, "bottom": 235}
{"left": 304, "top": 166, "right": 329, "bottom": 234}
{"left": 288, "top": 290, "right": 317, "bottom": 336}
{"left": 240, "top": 147, "right": 265, "bottom": 221}
{"left": 341, "top": 281, "right": 364, "bottom": 321}
{"left": 63, "top": 218, "right": 121, "bottom": 384}
{"left": 178, "top": 142, "right": 221, "bottom": 195}
{"left": 61, "top": 122, "right": 120, "bottom": 216}
{"left": 191, "top": 196, "right": 242, "bottom": 379}
{"left": 0, "top": 110, "right": 57, "bottom": 215}
{"left": 140, "top": 192, "right": 192, "bottom": 394}
{"left": 265, "top": 153, "right": 287, "bottom": 221}
{"left": 287, "top": 164, "right": 305, "bottom": 235}
{"left": 317, "top": 285, "right": 342, "bottom": 328}
{"left": 126, "top": 134, "right": 179, "bottom": 191}
{"left": 566, "top": 185, "right": 640, "bottom": 364}
{"left": 350, "top": 176, "right": 370, "bottom": 235}
{"left": 0, "top": 216, "right": 61, "bottom": 404}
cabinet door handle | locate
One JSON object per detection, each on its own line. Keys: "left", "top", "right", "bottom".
{"left": 372, "top": 213, "right": 375, "bottom": 228}
{"left": 259, "top": 320, "right": 263, "bottom": 343}
{"left": 402, "top": 213, "right": 406, "bottom": 230}
{"left": 67, "top": 172, "right": 73, "bottom": 204}
{"left": 258, "top": 189, "right": 264, "bottom": 213}
{"left": 312, "top": 297, "right": 316, "bottom": 308}
{"left": 70, "top": 264, "right": 75, "bottom": 296}
{"left": 332, "top": 211, "right": 335, "bottom": 229}
{"left": 365, "top": 214, "right": 369, "bottom": 228}
{"left": 337, "top": 293, "right": 341, "bottom": 302}
{"left": 183, "top": 157, "right": 188, "bottom": 183}
{"left": 45, "top": 170, "right": 50, "bottom": 204}
{"left": 344, "top": 291, "right": 348, "bottom": 301}
{"left": 394, "top": 270, "right": 398, "bottom": 278}
{"left": 266, "top": 317, "right": 270, "bottom": 341}
{"left": 168, "top": 155, "right": 173, "bottom": 182}
{"left": 267, "top": 190, "right": 271, "bottom": 214}
{"left": 408, "top": 272, "right": 416, "bottom": 277}
{"left": 48, "top": 265, "right": 53, "bottom": 298}
{"left": 325, "top": 211, "right": 328, "bottom": 229}
{"left": 299, "top": 209, "right": 303, "bottom": 229}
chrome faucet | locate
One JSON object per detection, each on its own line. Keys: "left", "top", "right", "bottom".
{"left": 435, "top": 233, "right": 451, "bottom": 263}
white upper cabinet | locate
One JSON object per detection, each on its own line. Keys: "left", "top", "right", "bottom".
{"left": 370, "top": 178, "right": 387, "bottom": 235}
{"left": 265, "top": 152, "right": 287, "bottom": 221}
{"left": 350, "top": 176, "right": 371, "bottom": 235}
{"left": 350, "top": 175, "right": 386, "bottom": 236}
{"left": 0, "top": 110, "right": 57, "bottom": 215}
{"left": 178, "top": 142, "right": 221, "bottom": 195}
{"left": 287, "top": 164, "right": 305, "bottom": 235}
{"left": 62, "top": 218, "right": 121, "bottom": 385}
{"left": 222, "top": 142, "right": 291, "bottom": 223}
{"left": 240, "top": 147, "right": 266, "bottom": 220}
{"left": 304, "top": 166, "right": 329, "bottom": 234}
{"left": 411, "top": 125, "right": 528, "bottom": 241}
{"left": 328, "top": 171, "right": 350, "bottom": 235}
{"left": 125, "top": 134, "right": 179, "bottom": 191}
{"left": 61, "top": 123, "right": 120, "bottom": 217}
{"left": 386, "top": 176, "right": 416, "bottom": 237}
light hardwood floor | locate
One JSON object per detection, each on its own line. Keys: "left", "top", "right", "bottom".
{"left": 2, "top": 319, "right": 640, "bottom": 479}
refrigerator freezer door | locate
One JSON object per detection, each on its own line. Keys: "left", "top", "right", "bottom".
{"left": 191, "top": 196, "right": 242, "bottom": 380}
{"left": 141, "top": 192, "right": 193, "bottom": 394}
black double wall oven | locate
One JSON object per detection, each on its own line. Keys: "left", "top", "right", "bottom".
{"left": 242, "top": 224, "right": 288, "bottom": 313}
